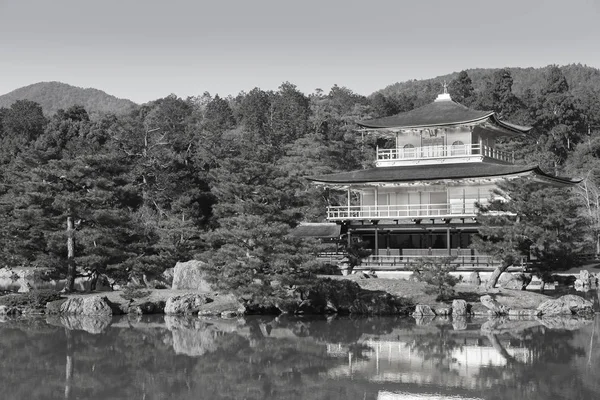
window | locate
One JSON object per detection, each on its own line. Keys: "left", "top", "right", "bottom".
{"left": 451, "top": 140, "right": 466, "bottom": 156}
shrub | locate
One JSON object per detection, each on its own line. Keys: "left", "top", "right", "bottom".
{"left": 410, "top": 257, "right": 461, "bottom": 301}
{"left": 0, "top": 289, "right": 63, "bottom": 308}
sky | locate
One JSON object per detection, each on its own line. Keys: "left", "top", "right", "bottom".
{"left": 1, "top": 0, "right": 599, "bottom": 104}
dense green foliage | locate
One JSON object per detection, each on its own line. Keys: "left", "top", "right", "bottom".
{"left": 1, "top": 64, "right": 600, "bottom": 294}
{"left": 473, "top": 178, "right": 588, "bottom": 282}
{"left": 0, "top": 81, "right": 137, "bottom": 116}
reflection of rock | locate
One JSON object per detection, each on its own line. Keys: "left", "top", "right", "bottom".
{"left": 508, "top": 308, "right": 541, "bottom": 317}
{"left": 413, "top": 304, "right": 435, "bottom": 316}
{"left": 60, "top": 296, "right": 113, "bottom": 316}
{"left": 52, "top": 314, "right": 112, "bottom": 334}
{"left": 481, "top": 317, "right": 541, "bottom": 334}
{"left": 539, "top": 316, "right": 593, "bottom": 331}
{"left": 452, "top": 316, "right": 467, "bottom": 330}
{"left": 537, "top": 295, "right": 593, "bottom": 315}
{"left": 164, "top": 316, "right": 238, "bottom": 357}
{"left": 413, "top": 316, "right": 435, "bottom": 326}
{"left": 172, "top": 260, "right": 215, "bottom": 291}
{"left": 165, "top": 294, "right": 213, "bottom": 315}
{"left": 480, "top": 295, "right": 508, "bottom": 315}
{"left": 452, "top": 299, "right": 468, "bottom": 316}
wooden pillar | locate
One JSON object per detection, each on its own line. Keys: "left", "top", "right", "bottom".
{"left": 374, "top": 186, "right": 379, "bottom": 218}
{"left": 374, "top": 224, "right": 379, "bottom": 257}
{"left": 447, "top": 227, "right": 451, "bottom": 256}
{"left": 347, "top": 188, "right": 351, "bottom": 218}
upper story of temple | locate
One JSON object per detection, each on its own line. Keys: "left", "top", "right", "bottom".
{"left": 358, "top": 86, "right": 530, "bottom": 167}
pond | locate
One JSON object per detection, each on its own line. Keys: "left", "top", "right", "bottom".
{"left": 0, "top": 314, "right": 599, "bottom": 400}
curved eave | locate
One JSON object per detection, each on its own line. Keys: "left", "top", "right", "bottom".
{"left": 357, "top": 112, "right": 495, "bottom": 130}
{"left": 488, "top": 115, "right": 532, "bottom": 134}
{"left": 307, "top": 164, "right": 580, "bottom": 187}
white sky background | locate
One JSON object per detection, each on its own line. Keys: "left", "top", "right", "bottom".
{"left": 1, "top": 0, "right": 599, "bottom": 103}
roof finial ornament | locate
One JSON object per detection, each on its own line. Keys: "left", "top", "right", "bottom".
{"left": 435, "top": 81, "right": 452, "bottom": 102}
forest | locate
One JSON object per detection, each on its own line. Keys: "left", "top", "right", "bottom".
{"left": 1, "top": 64, "right": 600, "bottom": 294}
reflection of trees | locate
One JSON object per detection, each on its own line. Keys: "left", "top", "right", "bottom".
{"left": 476, "top": 325, "right": 595, "bottom": 400}
{"left": 408, "top": 324, "right": 463, "bottom": 373}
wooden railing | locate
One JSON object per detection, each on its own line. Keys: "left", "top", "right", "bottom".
{"left": 326, "top": 202, "right": 484, "bottom": 221}
{"left": 377, "top": 144, "right": 514, "bottom": 164}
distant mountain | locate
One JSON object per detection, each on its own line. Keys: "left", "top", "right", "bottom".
{"left": 375, "top": 63, "right": 600, "bottom": 107}
{"left": 0, "top": 81, "right": 137, "bottom": 116}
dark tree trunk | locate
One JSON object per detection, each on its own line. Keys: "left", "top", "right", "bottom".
{"left": 65, "top": 215, "right": 76, "bottom": 292}
{"left": 485, "top": 256, "right": 515, "bottom": 290}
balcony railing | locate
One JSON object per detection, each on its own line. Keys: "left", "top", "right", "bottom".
{"left": 377, "top": 144, "right": 514, "bottom": 164}
{"left": 326, "top": 202, "right": 483, "bottom": 221}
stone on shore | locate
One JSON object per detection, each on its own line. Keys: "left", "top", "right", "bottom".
{"left": 466, "top": 271, "right": 481, "bottom": 286}
{"left": 537, "top": 294, "right": 593, "bottom": 316}
{"left": 451, "top": 299, "right": 468, "bottom": 316}
{"left": 60, "top": 296, "right": 113, "bottom": 316}
{"left": 480, "top": 295, "right": 508, "bottom": 315}
{"left": 171, "top": 260, "right": 215, "bottom": 292}
{"left": 165, "top": 294, "right": 213, "bottom": 315}
{"left": 128, "top": 300, "right": 166, "bottom": 315}
{"left": 412, "top": 304, "right": 436, "bottom": 317}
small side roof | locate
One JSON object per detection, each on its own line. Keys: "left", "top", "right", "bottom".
{"left": 290, "top": 223, "right": 341, "bottom": 238}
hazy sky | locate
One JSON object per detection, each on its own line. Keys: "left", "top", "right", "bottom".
{"left": 1, "top": 0, "right": 599, "bottom": 103}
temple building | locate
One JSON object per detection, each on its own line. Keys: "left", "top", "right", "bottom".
{"left": 308, "top": 86, "right": 578, "bottom": 268}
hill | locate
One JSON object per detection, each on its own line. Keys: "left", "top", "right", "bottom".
{"left": 0, "top": 81, "right": 137, "bottom": 116}
{"left": 375, "top": 63, "right": 600, "bottom": 109}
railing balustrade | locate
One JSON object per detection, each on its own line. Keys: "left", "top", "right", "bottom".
{"left": 326, "top": 202, "right": 484, "bottom": 220}
{"left": 377, "top": 144, "right": 513, "bottom": 163}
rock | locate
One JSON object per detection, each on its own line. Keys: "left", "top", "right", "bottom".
{"left": 508, "top": 308, "right": 542, "bottom": 317}
{"left": 451, "top": 299, "right": 468, "bottom": 316}
{"left": 466, "top": 271, "right": 481, "bottom": 286}
{"left": 60, "top": 296, "right": 113, "bottom": 316}
{"left": 499, "top": 273, "right": 532, "bottom": 290}
{"left": 162, "top": 268, "right": 174, "bottom": 286}
{"left": 452, "top": 316, "right": 468, "bottom": 330}
{"left": 580, "top": 270, "right": 591, "bottom": 285}
{"left": 574, "top": 279, "right": 585, "bottom": 291}
{"left": 436, "top": 307, "right": 451, "bottom": 316}
{"left": 220, "top": 311, "right": 238, "bottom": 318}
{"left": 171, "top": 260, "right": 215, "bottom": 291}
{"left": 412, "top": 304, "right": 436, "bottom": 317}
{"left": 537, "top": 294, "right": 594, "bottom": 316}
{"left": 129, "top": 300, "right": 166, "bottom": 315}
{"left": 46, "top": 299, "right": 68, "bottom": 314}
{"left": 480, "top": 295, "right": 508, "bottom": 315}
{"left": 165, "top": 294, "right": 213, "bottom": 315}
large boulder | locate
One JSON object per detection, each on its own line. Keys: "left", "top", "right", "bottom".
{"left": 165, "top": 294, "right": 213, "bottom": 315}
{"left": 412, "top": 304, "right": 436, "bottom": 317}
{"left": 452, "top": 299, "right": 468, "bottom": 316}
{"left": 537, "top": 294, "right": 594, "bottom": 316}
{"left": 59, "top": 296, "right": 113, "bottom": 316}
{"left": 498, "top": 273, "right": 532, "bottom": 290}
{"left": 508, "top": 308, "right": 542, "bottom": 317}
{"left": 466, "top": 271, "right": 481, "bottom": 286}
{"left": 172, "top": 260, "right": 215, "bottom": 291}
{"left": 480, "top": 295, "right": 508, "bottom": 315}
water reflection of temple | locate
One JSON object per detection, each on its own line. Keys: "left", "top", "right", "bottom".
{"left": 326, "top": 335, "right": 534, "bottom": 389}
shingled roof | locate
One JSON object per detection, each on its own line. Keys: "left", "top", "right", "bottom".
{"left": 358, "top": 99, "right": 531, "bottom": 133}
{"left": 308, "top": 163, "right": 578, "bottom": 185}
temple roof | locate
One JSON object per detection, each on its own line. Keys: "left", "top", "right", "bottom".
{"left": 357, "top": 99, "right": 531, "bottom": 133}
{"left": 290, "top": 223, "right": 341, "bottom": 238}
{"left": 308, "top": 163, "right": 578, "bottom": 185}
